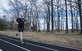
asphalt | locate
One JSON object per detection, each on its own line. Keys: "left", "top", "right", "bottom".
{"left": 0, "top": 34, "right": 81, "bottom": 51}
{"left": 0, "top": 39, "right": 26, "bottom": 51}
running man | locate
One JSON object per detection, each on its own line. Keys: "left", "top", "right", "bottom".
{"left": 16, "top": 17, "right": 26, "bottom": 44}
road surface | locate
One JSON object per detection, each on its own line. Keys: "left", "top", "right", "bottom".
{"left": 0, "top": 34, "right": 81, "bottom": 51}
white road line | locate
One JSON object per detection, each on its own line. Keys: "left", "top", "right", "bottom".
{"left": 25, "top": 42, "right": 58, "bottom": 51}
{"left": 0, "top": 49, "right": 3, "bottom": 51}
{"left": 0, "top": 39, "right": 30, "bottom": 51}
{"left": 1, "top": 36, "right": 59, "bottom": 51}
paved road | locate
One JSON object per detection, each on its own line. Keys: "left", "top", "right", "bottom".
{"left": 0, "top": 35, "right": 81, "bottom": 51}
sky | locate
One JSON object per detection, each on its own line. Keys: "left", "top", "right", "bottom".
{"left": 0, "top": 0, "right": 9, "bottom": 16}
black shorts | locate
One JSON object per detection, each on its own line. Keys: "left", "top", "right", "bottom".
{"left": 18, "top": 26, "right": 24, "bottom": 32}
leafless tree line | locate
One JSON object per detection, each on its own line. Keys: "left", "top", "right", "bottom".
{"left": 3, "top": 0, "right": 82, "bottom": 34}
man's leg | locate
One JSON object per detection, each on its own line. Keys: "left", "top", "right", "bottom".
{"left": 20, "top": 32, "right": 24, "bottom": 44}
{"left": 20, "top": 27, "right": 24, "bottom": 44}
{"left": 16, "top": 32, "right": 19, "bottom": 36}
{"left": 17, "top": 26, "right": 24, "bottom": 44}
{"left": 16, "top": 26, "right": 20, "bottom": 36}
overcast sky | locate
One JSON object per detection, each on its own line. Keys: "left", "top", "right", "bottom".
{"left": 0, "top": 0, "right": 9, "bottom": 15}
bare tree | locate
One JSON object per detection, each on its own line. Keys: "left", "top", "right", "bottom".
{"left": 2, "top": 0, "right": 81, "bottom": 33}
{"left": 78, "top": 0, "right": 82, "bottom": 34}
{"left": 51, "top": 0, "right": 54, "bottom": 32}
{"left": 76, "top": 11, "right": 79, "bottom": 32}
{"left": 65, "top": 0, "right": 68, "bottom": 33}
{"left": 43, "top": 0, "right": 51, "bottom": 32}
{"left": 57, "top": 0, "right": 60, "bottom": 32}
{"left": 69, "top": 0, "right": 74, "bottom": 32}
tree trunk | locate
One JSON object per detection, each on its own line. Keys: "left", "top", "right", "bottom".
{"left": 65, "top": 0, "right": 68, "bottom": 33}
{"left": 70, "top": 2, "right": 74, "bottom": 32}
{"left": 78, "top": 0, "right": 82, "bottom": 34}
{"left": 76, "top": 11, "right": 79, "bottom": 32}
{"left": 57, "top": 0, "right": 60, "bottom": 32}
{"left": 51, "top": 0, "right": 54, "bottom": 32}
{"left": 47, "top": 0, "right": 50, "bottom": 32}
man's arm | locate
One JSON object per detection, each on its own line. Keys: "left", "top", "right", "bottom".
{"left": 16, "top": 19, "right": 19, "bottom": 24}
{"left": 24, "top": 22, "right": 26, "bottom": 24}
{"left": 24, "top": 19, "right": 26, "bottom": 24}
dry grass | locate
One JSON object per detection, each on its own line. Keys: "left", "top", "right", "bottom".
{"left": 0, "top": 31, "right": 82, "bottom": 50}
